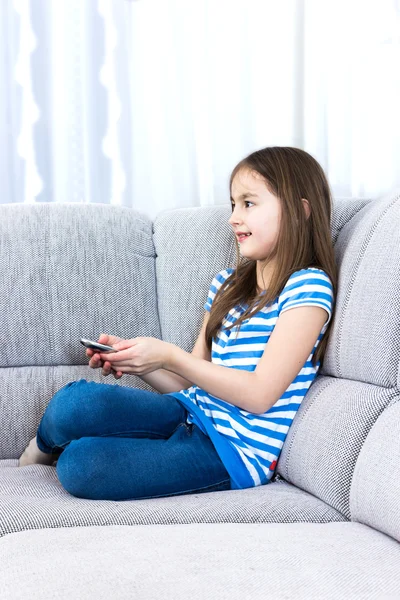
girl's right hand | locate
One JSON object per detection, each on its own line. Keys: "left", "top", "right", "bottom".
{"left": 86, "top": 333, "right": 124, "bottom": 379}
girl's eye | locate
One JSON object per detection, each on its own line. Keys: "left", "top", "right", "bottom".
{"left": 231, "top": 201, "right": 254, "bottom": 209}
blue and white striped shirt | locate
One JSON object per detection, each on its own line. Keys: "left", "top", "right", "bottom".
{"left": 170, "top": 267, "right": 334, "bottom": 490}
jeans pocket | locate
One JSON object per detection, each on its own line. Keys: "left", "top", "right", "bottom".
{"left": 170, "top": 422, "right": 191, "bottom": 437}
{"left": 185, "top": 423, "right": 194, "bottom": 436}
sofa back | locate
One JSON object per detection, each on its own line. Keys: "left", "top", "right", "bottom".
{"left": 0, "top": 196, "right": 381, "bottom": 471}
{"left": 0, "top": 203, "right": 160, "bottom": 460}
{"left": 276, "top": 188, "right": 400, "bottom": 519}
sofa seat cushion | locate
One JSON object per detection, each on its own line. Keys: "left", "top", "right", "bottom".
{"left": 1, "top": 522, "right": 399, "bottom": 599}
{"left": 0, "top": 462, "right": 345, "bottom": 538}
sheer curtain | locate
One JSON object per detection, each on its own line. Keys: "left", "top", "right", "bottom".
{"left": 1, "top": 0, "right": 399, "bottom": 220}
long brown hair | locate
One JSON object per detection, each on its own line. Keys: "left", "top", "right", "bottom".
{"left": 205, "top": 146, "right": 338, "bottom": 369}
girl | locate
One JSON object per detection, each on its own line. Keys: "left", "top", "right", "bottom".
{"left": 19, "top": 146, "right": 337, "bottom": 500}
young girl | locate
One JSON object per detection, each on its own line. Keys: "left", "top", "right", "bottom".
{"left": 19, "top": 146, "right": 337, "bottom": 500}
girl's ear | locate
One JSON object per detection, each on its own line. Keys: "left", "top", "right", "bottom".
{"left": 302, "top": 198, "right": 311, "bottom": 220}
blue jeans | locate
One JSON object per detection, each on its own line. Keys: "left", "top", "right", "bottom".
{"left": 36, "top": 379, "right": 231, "bottom": 501}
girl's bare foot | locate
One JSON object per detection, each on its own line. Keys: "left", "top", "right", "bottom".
{"left": 19, "top": 436, "right": 58, "bottom": 467}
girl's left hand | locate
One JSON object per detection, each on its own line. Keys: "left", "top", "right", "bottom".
{"left": 99, "top": 337, "right": 174, "bottom": 376}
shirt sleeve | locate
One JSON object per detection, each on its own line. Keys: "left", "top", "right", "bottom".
{"left": 204, "top": 269, "right": 235, "bottom": 312}
{"left": 278, "top": 269, "right": 334, "bottom": 326}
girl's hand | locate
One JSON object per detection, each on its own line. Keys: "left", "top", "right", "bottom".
{"left": 98, "top": 337, "right": 173, "bottom": 376}
{"left": 86, "top": 333, "right": 124, "bottom": 379}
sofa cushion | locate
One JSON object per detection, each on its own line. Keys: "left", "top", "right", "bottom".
{"left": 0, "top": 204, "right": 161, "bottom": 460}
{"left": 0, "top": 466, "right": 345, "bottom": 539}
{"left": 0, "top": 203, "right": 159, "bottom": 367}
{"left": 276, "top": 188, "right": 400, "bottom": 517}
{"left": 276, "top": 376, "right": 397, "bottom": 519}
{"left": 322, "top": 187, "right": 400, "bottom": 387}
{"left": 153, "top": 205, "right": 236, "bottom": 352}
{"left": 329, "top": 197, "right": 373, "bottom": 244}
{"left": 350, "top": 398, "right": 400, "bottom": 542}
{"left": 1, "top": 522, "right": 399, "bottom": 599}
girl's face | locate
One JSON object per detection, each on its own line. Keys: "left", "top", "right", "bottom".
{"left": 229, "top": 169, "right": 282, "bottom": 264}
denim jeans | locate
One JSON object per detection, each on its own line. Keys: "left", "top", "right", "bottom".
{"left": 36, "top": 379, "right": 231, "bottom": 501}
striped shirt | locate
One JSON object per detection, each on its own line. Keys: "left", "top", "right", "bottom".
{"left": 169, "top": 267, "right": 334, "bottom": 490}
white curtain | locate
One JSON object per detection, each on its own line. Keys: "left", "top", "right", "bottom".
{"left": 1, "top": 0, "right": 399, "bottom": 220}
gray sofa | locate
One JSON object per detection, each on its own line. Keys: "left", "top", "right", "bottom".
{"left": 0, "top": 190, "right": 399, "bottom": 599}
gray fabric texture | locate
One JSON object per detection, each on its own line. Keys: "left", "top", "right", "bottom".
{"left": 351, "top": 398, "right": 400, "bottom": 543}
{"left": 0, "top": 472, "right": 344, "bottom": 539}
{"left": 153, "top": 206, "right": 237, "bottom": 352}
{"left": 321, "top": 187, "right": 400, "bottom": 387}
{"left": 2, "top": 194, "right": 400, "bottom": 595}
{"left": 275, "top": 376, "right": 398, "bottom": 519}
{"left": 1, "top": 523, "right": 400, "bottom": 599}
{"left": 2, "top": 194, "right": 397, "bottom": 546}
{"left": 0, "top": 198, "right": 373, "bottom": 462}
{"left": 0, "top": 203, "right": 160, "bottom": 460}
{"left": 329, "top": 197, "right": 373, "bottom": 244}
{"left": 277, "top": 187, "right": 400, "bottom": 517}
{"left": 0, "top": 203, "right": 160, "bottom": 368}
{"left": 0, "top": 366, "right": 153, "bottom": 463}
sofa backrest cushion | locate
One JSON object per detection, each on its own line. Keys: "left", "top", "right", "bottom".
{"left": 0, "top": 203, "right": 160, "bottom": 460}
{"left": 276, "top": 188, "right": 400, "bottom": 518}
{"left": 0, "top": 203, "right": 160, "bottom": 367}
{"left": 153, "top": 206, "right": 236, "bottom": 352}
{"left": 322, "top": 188, "right": 400, "bottom": 388}
{"left": 350, "top": 398, "right": 400, "bottom": 542}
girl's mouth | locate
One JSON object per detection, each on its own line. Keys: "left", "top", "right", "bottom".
{"left": 237, "top": 233, "right": 252, "bottom": 242}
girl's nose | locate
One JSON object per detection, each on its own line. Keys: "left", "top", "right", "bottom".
{"left": 228, "top": 210, "right": 239, "bottom": 224}
{"left": 229, "top": 214, "right": 242, "bottom": 227}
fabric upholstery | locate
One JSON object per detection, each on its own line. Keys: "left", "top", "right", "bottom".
{"left": 1, "top": 195, "right": 397, "bottom": 543}
{"left": 1, "top": 522, "right": 400, "bottom": 599}
{"left": 276, "top": 376, "right": 398, "bottom": 519}
{"left": 0, "top": 203, "right": 159, "bottom": 367}
{"left": 351, "top": 398, "right": 400, "bottom": 542}
{"left": 153, "top": 206, "right": 236, "bottom": 352}
{"left": 0, "top": 470, "right": 344, "bottom": 538}
{"left": 0, "top": 203, "right": 160, "bottom": 460}
{"left": 276, "top": 188, "right": 400, "bottom": 517}
{"left": 321, "top": 188, "right": 400, "bottom": 387}
{"left": 0, "top": 366, "right": 153, "bottom": 463}
{"left": 2, "top": 191, "right": 400, "bottom": 597}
